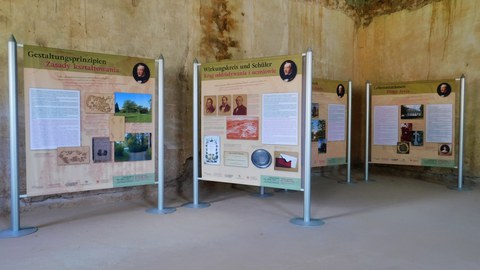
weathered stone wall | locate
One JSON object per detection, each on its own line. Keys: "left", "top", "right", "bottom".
{"left": 345, "top": 0, "right": 443, "bottom": 26}
{"left": 0, "top": 0, "right": 201, "bottom": 214}
{"left": 0, "top": 0, "right": 355, "bottom": 215}
{"left": 354, "top": 0, "right": 480, "bottom": 182}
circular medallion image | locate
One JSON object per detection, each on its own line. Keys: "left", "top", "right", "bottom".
{"left": 397, "top": 142, "right": 410, "bottom": 154}
{"left": 251, "top": 149, "right": 272, "bottom": 169}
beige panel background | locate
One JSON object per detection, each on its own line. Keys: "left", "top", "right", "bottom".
{"left": 24, "top": 66, "right": 155, "bottom": 196}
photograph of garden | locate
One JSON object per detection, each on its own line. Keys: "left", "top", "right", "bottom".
{"left": 114, "top": 92, "right": 152, "bottom": 122}
{"left": 114, "top": 133, "right": 152, "bottom": 162}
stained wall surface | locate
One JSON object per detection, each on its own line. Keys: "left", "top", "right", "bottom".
{"left": 0, "top": 0, "right": 355, "bottom": 214}
{"left": 354, "top": 0, "right": 480, "bottom": 180}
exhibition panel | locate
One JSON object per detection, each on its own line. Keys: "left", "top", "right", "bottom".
{"left": 199, "top": 54, "right": 305, "bottom": 191}
{"left": 369, "top": 80, "right": 457, "bottom": 168}
{"left": 23, "top": 45, "right": 157, "bottom": 196}
{"left": 311, "top": 79, "right": 349, "bottom": 167}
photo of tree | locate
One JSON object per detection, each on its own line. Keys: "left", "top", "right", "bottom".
{"left": 114, "top": 92, "right": 152, "bottom": 122}
{"left": 114, "top": 133, "right": 152, "bottom": 162}
{"left": 311, "top": 119, "right": 326, "bottom": 141}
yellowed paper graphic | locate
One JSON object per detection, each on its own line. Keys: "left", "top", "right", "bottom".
{"left": 109, "top": 115, "right": 126, "bottom": 141}
{"left": 85, "top": 93, "right": 114, "bottom": 113}
{"left": 224, "top": 151, "right": 249, "bottom": 167}
{"left": 57, "top": 147, "right": 90, "bottom": 165}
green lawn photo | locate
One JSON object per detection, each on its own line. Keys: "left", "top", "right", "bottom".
{"left": 114, "top": 112, "right": 151, "bottom": 122}
{"left": 114, "top": 92, "right": 152, "bottom": 123}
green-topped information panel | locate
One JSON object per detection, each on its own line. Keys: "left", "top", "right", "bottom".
{"left": 200, "top": 55, "right": 304, "bottom": 190}
{"left": 24, "top": 45, "right": 156, "bottom": 196}
{"left": 311, "top": 79, "right": 348, "bottom": 167}
{"left": 371, "top": 80, "right": 457, "bottom": 168}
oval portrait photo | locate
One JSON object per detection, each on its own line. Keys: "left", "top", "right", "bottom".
{"left": 132, "top": 63, "right": 151, "bottom": 84}
{"left": 279, "top": 60, "right": 297, "bottom": 82}
{"left": 336, "top": 84, "right": 345, "bottom": 98}
{"left": 436, "top": 82, "right": 451, "bottom": 97}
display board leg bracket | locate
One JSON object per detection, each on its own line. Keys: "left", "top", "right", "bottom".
{"left": 146, "top": 207, "right": 176, "bottom": 215}
{"left": 251, "top": 186, "right": 273, "bottom": 198}
{"left": 337, "top": 179, "right": 357, "bottom": 184}
{"left": 275, "top": 188, "right": 297, "bottom": 193}
{"left": 290, "top": 217, "right": 324, "bottom": 227}
{"left": 0, "top": 227, "right": 38, "bottom": 239}
{"left": 183, "top": 202, "right": 211, "bottom": 209}
{"left": 446, "top": 185, "right": 472, "bottom": 191}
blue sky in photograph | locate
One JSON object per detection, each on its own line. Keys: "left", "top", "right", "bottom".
{"left": 312, "top": 120, "right": 320, "bottom": 132}
{"left": 114, "top": 92, "right": 152, "bottom": 109}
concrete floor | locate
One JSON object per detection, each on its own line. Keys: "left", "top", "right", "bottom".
{"left": 1, "top": 172, "right": 479, "bottom": 270}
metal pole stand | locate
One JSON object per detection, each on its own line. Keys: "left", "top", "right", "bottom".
{"left": 146, "top": 178, "right": 176, "bottom": 214}
{"left": 447, "top": 75, "right": 472, "bottom": 191}
{"left": 146, "top": 55, "right": 176, "bottom": 215}
{"left": 291, "top": 49, "right": 323, "bottom": 227}
{"left": 251, "top": 186, "right": 274, "bottom": 198}
{"left": 184, "top": 59, "right": 210, "bottom": 209}
{"left": 183, "top": 178, "right": 211, "bottom": 208}
{"left": 0, "top": 36, "right": 38, "bottom": 238}
{"left": 338, "top": 80, "right": 357, "bottom": 185}
{"left": 363, "top": 80, "right": 375, "bottom": 183}
{"left": 183, "top": 177, "right": 211, "bottom": 208}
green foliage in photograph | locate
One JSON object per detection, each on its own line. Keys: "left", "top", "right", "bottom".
{"left": 126, "top": 133, "right": 149, "bottom": 153}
